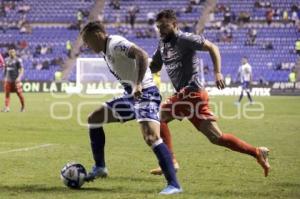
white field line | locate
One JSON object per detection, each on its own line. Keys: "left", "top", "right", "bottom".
{"left": 0, "top": 144, "right": 56, "bottom": 154}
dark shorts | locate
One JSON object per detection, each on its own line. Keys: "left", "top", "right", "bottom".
{"left": 4, "top": 81, "right": 23, "bottom": 93}
{"left": 242, "top": 81, "right": 250, "bottom": 91}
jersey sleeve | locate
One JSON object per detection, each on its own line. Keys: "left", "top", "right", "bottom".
{"left": 111, "top": 37, "right": 134, "bottom": 57}
{"left": 181, "top": 33, "right": 206, "bottom": 50}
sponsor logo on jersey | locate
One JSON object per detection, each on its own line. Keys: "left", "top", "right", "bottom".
{"left": 114, "top": 44, "right": 128, "bottom": 53}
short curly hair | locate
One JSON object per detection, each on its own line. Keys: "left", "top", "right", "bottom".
{"left": 156, "top": 9, "right": 177, "bottom": 22}
{"left": 81, "top": 21, "right": 106, "bottom": 36}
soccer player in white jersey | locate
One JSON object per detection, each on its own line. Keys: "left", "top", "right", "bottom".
{"left": 80, "top": 21, "right": 182, "bottom": 195}
{"left": 236, "top": 57, "right": 253, "bottom": 104}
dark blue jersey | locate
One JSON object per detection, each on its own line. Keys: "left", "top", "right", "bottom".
{"left": 151, "top": 31, "right": 206, "bottom": 92}
{"left": 4, "top": 57, "right": 23, "bottom": 82}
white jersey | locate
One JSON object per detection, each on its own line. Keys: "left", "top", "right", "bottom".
{"left": 238, "top": 63, "right": 252, "bottom": 82}
{"left": 103, "top": 35, "right": 155, "bottom": 91}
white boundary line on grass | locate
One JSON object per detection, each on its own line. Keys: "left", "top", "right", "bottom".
{"left": 0, "top": 144, "right": 56, "bottom": 154}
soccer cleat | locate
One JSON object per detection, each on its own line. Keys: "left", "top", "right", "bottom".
{"left": 159, "top": 185, "right": 183, "bottom": 195}
{"left": 256, "top": 147, "right": 270, "bottom": 177}
{"left": 150, "top": 160, "right": 179, "bottom": 175}
{"left": 20, "top": 107, "right": 25, "bottom": 112}
{"left": 85, "top": 166, "right": 108, "bottom": 182}
{"left": 1, "top": 107, "right": 10, "bottom": 112}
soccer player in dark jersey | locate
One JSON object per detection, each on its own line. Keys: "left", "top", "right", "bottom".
{"left": 149, "top": 10, "right": 270, "bottom": 177}
{"left": 2, "top": 48, "right": 25, "bottom": 112}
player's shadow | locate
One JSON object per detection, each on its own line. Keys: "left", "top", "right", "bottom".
{"left": 0, "top": 184, "right": 116, "bottom": 193}
{"left": 274, "top": 182, "right": 300, "bottom": 188}
{"left": 0, "top": 183, "right": 157, "bottom": 194}
{"left": 108, "top": 175, "right": 160, "bottom": 183}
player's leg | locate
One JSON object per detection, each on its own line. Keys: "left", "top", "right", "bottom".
{"left": 191, "top": 119, "right": 270, "bottom": 177}
{"left": 15, "top": 81, "right": 25, "bottom": 111}
{"left": 244, "top": 82, "right": 253, "bottom": 103}
{"left": 246, "top": 91, "right": 253, "bottom": 103}
{"left": 136, "top": 86, "right": 181, "bottom": 194}
{"left": 150, "top": 97, "right": 179, "bottom": 175}
{"left": 4, "top": 92, "right": 10, "bottom": 112}
{"left": 160, "top": 120, "right": 177, "bottom": 164}
{"left": 237, "top": 82, "right": 247, "bottom": 104}
{"left": 190, "top": 89, "right": 270, "bottom": 176}
{"left": 86, "top": 94, "right": 137, "bottom": 181}
{"left": 85, "top": 104, "right": 120, "bottom": 181}
{"left": 3, "top": 81, "right": 10, "bottom": 112}
{"left": 238, "top": 90, "right": 244, "bottom": 103}
{"left": 139, "top": 121, "right": 182, "bottom": 194}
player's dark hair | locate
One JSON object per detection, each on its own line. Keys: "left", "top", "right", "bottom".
{"left": 156, "top": 9, "right": 177, "bottom": 22}
{"left": 81, "top": 21, "right": 106, "bottom": 36}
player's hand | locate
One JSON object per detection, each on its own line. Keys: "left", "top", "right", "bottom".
{"left": 133, "top": 84, "right": 143, "bottom": 100}
{"left": 215, "top": 72, "right": 225, "bottom": 89}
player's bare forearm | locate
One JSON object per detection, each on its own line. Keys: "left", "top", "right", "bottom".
{"left": 202, "top": 40, "right": 225, "bottom": 89}
{"left": 211, "top": 49, "right": 221, "bottom": 74}
{"left": 135, "top": 50, "right": 148, "bottom": 86}
{"left": 17, "top": 68, "right": 24, "bottom": 81}
{"left": 127, "top": 45, "right": 148, "bottom": 99}
{"left": 136, "top": 52, "right": 148, "bottom": 85}
{"left": 203, "top": 40, "right": 221, "bottom": 74}
{"left": 128, "top": 45, "right": 148, "bottom": 85}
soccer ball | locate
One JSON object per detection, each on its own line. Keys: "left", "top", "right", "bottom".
{"left": 60, "top": 162, "right": 87, "bottom": 189}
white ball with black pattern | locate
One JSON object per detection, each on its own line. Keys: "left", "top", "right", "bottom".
{"left": 60, "top": 162, "right": 87, "bottom": 189}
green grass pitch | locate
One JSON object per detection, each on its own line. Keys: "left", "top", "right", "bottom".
{"left": 0, "top": 93, "right": 299, "bottom": 199}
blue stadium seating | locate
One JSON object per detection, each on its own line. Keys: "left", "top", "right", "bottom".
{"left": 0, "top": 0, "right": 298, "bottom": 82}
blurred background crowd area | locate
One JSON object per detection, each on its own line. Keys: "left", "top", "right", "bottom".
{"left": 0, "top": 0, "right": 299, "bottom": 84}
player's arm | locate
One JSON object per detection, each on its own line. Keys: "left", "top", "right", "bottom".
{"left": 113, "top": 39, "right": 148, "bottom": 98}
{"left": 183, "top": 34, "right": 225, "bottom": 89}
{"left": 149, "top": 48, "right": 163, "bottom": 73}
{"left": 249, "top": 66, "right": 253, "bottom": 83}
{"left": 127, "top": 45, "right": 149, "bottom": 98}
{"left": 237, "top": 66, "right": 241, "bottom": 83}
{"left": 201, "top": 40, "right": 225, "bottom": 89}
{"left": 16, "top": 59, "right": 24, "bottom": 82}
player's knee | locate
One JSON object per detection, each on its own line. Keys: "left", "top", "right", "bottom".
{"left": 141, "top": 124, "right": 159, "bottom": 146}
{"left": 144, "top": 134, "right": 159, "bottom": 146}
{"left": 87, "top": 110, "right": 105, "bottom": 125}
{"left": 208, "top": 135, "right": 219, "bottom": 144}
{"left": 87, "top": 113, "right": 96, "bottom": 124}
{"left": 199, "top": 128, "right": 221, "bottom": 144}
